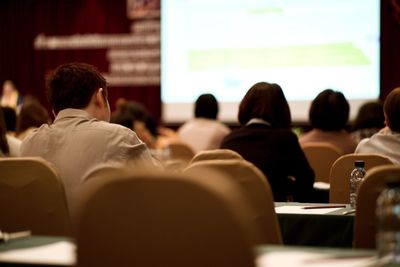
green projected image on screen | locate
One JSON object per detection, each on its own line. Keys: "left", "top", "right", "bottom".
{"left": 188, "top": 43, "right": 371, "bottom": 70}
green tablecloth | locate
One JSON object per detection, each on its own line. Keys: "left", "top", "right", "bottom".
{"left": 275, "top": 202, "right": 354, "bottom": 247}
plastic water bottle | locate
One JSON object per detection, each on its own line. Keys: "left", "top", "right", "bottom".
{"left": 376, "top": 181, "right": 400, "bottom": 265}
{"left": 349, "top": 160, "right": 366, "bottom": 209}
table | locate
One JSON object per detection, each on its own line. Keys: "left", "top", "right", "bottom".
{"left": 0, "top": 236, "right": 75, "bottom": 266}
{"left": 255, "top": 245, "right": 378, "bottom": 267}
{"left": 0, "top": 236, "right": 390, "bottom": 267}
{"left": 275, "top": 202, "right": 354, "bottom": 247}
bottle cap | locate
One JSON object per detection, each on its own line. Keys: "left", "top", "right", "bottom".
{"left": 354, "top": 160, "right": 365, "bottom": 168}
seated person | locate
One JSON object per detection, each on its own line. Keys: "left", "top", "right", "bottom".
{"left": 15, "top": 96, "right": 51, "bottom": 140}
{"left": 111, "top": 100, "right": 178, "bottom": 149}
{"left": 220, "top": 82, "right": 315, "bottom": 202}
{"left": 21, "top": 62, "right": 156, "bottom": 221}
{"left": 355, "top": 87, "right": 400, "bottom": 163}
{"left": 0, "top": 80, "right": 23, "bottom": 112}
{"left": 299, "top": 89, "right": 357, "bottom": 154}
{"left": 351, "top": 100, "right": 385, "bottom": 144}
{"left": 178, "top": 93, "right": 230, "bottom": 153}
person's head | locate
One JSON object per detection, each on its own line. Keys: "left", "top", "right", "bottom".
{"left": 383, "top": 87, "right": 400, "bottom": 132}
{"left": 194, "top": 94, "right": 219, "bottom": 119}
{"left": 2, "top": 80, "right": 17, "bottom": 96}
{"left": 353, "top": 101, "right": 385, "bottom": 131}
{"left": 238, "top": 82, "right": 291, "bottom": 128}
{"left": 46, "top": 62, "right": 110, "bottom": 121}
{"left": 16, "top": 97, "right": 50, "bottom": 136}
{"left": 309, "top": 89, "right": 349, "bottom": 131}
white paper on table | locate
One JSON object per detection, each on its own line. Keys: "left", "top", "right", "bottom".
{"left": 313, "top": 181, "right": 330, "bottom": 190}
{"left": 256, "top": 251, "right": 376, "bottom": 267}
{"left": 0, "top": 241, "right": 76, "bottom": 265}
{"left": 275, "top": 205, "right": 343, "bottom": 215}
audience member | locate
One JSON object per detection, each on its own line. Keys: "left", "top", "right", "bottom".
{"left": 111, "top": 100, "right": 159, "bottom": 148}
{"left": 220, "top": 82, "right": 315, "bottom": 202}
{"left": 299, "top": 89, "right": 357, "bottom": 154}
{"left": 351, "top": 100, "right": 385, "bottom": 143}
{"left": 20, "top": 62, "right": 156, "bottom": 221}
{"left": 0, "top": 107, "right": 21, "bottom": 156}
{"left": 355, "top": 87, "right": 400, "bottom": 163}
{"left": 15, "top": 96, "right": 51, "bottom": 140}
{"left": 178, "top": 93, "right": 230, "bottom": 153}
{"left": 0, "top": 80, "right": 23, "bottom": 111}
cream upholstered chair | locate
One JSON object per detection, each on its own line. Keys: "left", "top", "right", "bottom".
{"left": 329, "top": 153, "right": 393, "bottom": 203}
{"left": 184, "top": 159, "right": 282, "bottom": 245}
{"left": 353, "top": 165, "right": 400, "bottom": 249}
{"left": 301, "top": 142, "right": 342, "bottom": 183}
{"left": 76, "top": 169, "right": 256, "bottom": 267}
{"left": 0, "top": 157, "right": 71, "bottom": 236}
{"left": 189, "top": 148, "right": 243, "bottom": 165}
{"left": 162, "top": 142, "right": 196, "bottom": 172}
{"left": 165, "top": 142, "right": 195, "bottom": 161}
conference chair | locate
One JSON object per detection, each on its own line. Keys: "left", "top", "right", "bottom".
{"left": 353, "top": 165, "right": 400, "bottom": 249}
{"left": 329, "top": 153, "right": 393, "bottom": 203}
{"left": 76, "top": 169, "right": 256, "bottom": 267}
{"left": 165, "top": 141, "right": 195, "bottom": 161}
{"left": 162, "top": 141, "right": 196, "bottom": 172}
{"left": 184, "top": 159, "right": 283, "bottom": 245}
{"left": 0, "top": 157, "right": 71, "bottom": 236}
{"left": 189, "top": 148, "right": 243, "bottom": 165}
{"left": 301, "top": 142, "right": 342, "bottom": 183}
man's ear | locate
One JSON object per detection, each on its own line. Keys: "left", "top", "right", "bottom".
{"left": 95, "top": 88, "right": 106, "bottom": 107}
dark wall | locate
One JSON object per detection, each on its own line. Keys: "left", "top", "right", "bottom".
{"left": 1, "top": 0, "right": 400, "bottom": 123}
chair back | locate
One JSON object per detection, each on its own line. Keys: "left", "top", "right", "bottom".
{"left": 0, "top": 157, "right": 71, "bottom": 236}
{"left": 302, "top": 142, "right": 342, "bottom": 183}
{"left": 76, "top": 169, "right": 255, "bottom": 267}
{"left": 166, "top": 142, "right": 195, "bottom": 161}
{"left": 329, "top": 153, "right": 393, "bottom": 203}
{"left": 184, "top": 159, "right": 282, "bottom": 245}
{"left": 189, "top": 148, "right": 243, "bottom": 165}
{"left": 354, "top": 165, "right": 400, "bottom": 249}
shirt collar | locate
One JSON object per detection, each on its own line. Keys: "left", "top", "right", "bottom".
{"left": 246, "top": 118, "right": 271, "bottom": 126}
{"left": 54, "top": 108, "right": 93, "bottom": 123}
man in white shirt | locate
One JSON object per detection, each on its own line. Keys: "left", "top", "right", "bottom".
{"left": 21, "top": 62, "right": 155, "bottom": 222}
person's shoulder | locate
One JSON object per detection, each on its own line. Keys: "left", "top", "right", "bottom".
{"left": 93, "top": 120, "right": 138, "bottom": 138}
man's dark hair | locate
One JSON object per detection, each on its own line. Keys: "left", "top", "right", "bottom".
{"left": 238, "top": 82, "right": 291, "bottom": 128}
{"left": 194, "top": 94, "right": 219, "bottom": 119}
{"left": 46, "top": 62, "right": 107, "bottom": 114}
{"left": 309, "top": 89, "right": 349, "bottom": 131}
{"left": 384, "top": 87, "right": 400, "bottom": 132}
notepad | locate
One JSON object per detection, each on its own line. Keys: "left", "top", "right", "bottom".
{"left": 0, "top": 241, "right": 76, "bottom": 265}
{"left": 275, "top": 205, "right": 344, "bottom": 215}
{"left": 256, "top": 251, "right": 376, "bottom": 267}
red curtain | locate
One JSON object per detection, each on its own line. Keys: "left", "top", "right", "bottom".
{"left": 0, "top": 0, "right": 161, "bottom": 122}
